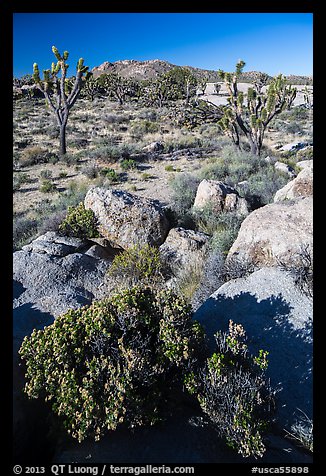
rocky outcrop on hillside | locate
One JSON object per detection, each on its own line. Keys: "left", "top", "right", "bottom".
{"left": 193, "top": 266, "right": 312, "bottom": 431}
{"left": 84, "top": 187, "right": 170, "bottom": 249}
{"left": 226, "top": 196, "right": 312, "bottom": 267}
{"left": 91, "top": 59, "right": 312, "bottom": 85}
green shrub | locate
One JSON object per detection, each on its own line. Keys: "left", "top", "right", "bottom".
{"left": 58, "top": 202, "right": 99, "bottom": 239}
{"left": 191, "top": 207, "right": 244, "bottom": 253}
{"left": 130, "top": 119, "right": 159, "bottom": 138}
{"left": 108, "top": 244, "right": 164, "bottom": 289}
{"left": 13, "top": 216, "right": 38, "bottom": 250}
{"left": 19, "top": 286, "right": 205, "bottom": 442}
{"left": 120, "top": 159, "right": 137, "bottom": 171}
{"left": 39, "top": 179, "right": 57, "bottom": 193}
{"left": 13, "top": 173, "right": 31, "bottom": 191}
{"left": 184, "top": 320, "right": 275, "bottom": 458}
{"left": 244, "top": 169, "right": 289, "bottom": 208}
{"left": 99, "top": 167, "right": 121, "bottom": 183}
{"left": 170, "top": 173, "right": 200, "bottom": 217}
{"left": 40, "top": 169, "right": 53, "bottom": 179}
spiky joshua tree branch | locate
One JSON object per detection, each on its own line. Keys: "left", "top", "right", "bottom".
{"left": 33, "top": 46, "right": 90, "bottom": 155}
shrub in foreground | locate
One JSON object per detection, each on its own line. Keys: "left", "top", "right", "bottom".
{"left": 184, "top": 320, "right": 275, "bottom": 458}
{"left": 58, "top": 202, "right": 99, "bottom": 239}
{"left": 108, "top": 244, "right": 164, "bottom": 289}
{"left": 19, "top": 286, "right": 205, "bottom": 442}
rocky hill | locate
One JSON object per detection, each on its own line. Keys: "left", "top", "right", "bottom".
{"left": 92, "top": 59, "right": 313, "bottom": 85}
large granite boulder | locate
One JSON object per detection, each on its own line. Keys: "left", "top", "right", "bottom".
{"left": 274, "top": 161, "right": 313, "bottom": 202}
{"left": 193, "top": 267, "right": 313, "bottom": 431}
{"left": 227, "top": 197, "right": 313, "bottom": 267}
{"left": 159, "top": 227, "right": 209, "bottom": 270}
{"left": 193, "top": 179, "right": 248, "bottom": 215}
{"left": 13, "top": 231, "right": 113, "bottom": 461}
{"left": 84, "top": 187, "right": 170, "bottom": 249}
{"left": 14, "top": 233, "right": 111, "bottom": 317}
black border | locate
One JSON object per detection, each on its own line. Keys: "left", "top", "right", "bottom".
{"left": 4, "top": 1, "right": 319, "bottom": 473}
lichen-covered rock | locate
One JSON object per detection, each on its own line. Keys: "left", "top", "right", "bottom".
{"left": 22, "top": 231, "right": 88, "bottom": 256}
{"left": 274, "top": 161, "right": 296, "bottom": 178}
{"left": 227, "top": 197, "right": 312, "bottom": 267}
{"left": 193, "top": 179, "right": 248, "bottom": 215}
{"left": 84, "top": 187, "right": 170, "bottom": 249}
{"left": 13, "top": 233, "right": 113, "bottom": 317}
{"left": 274, "top": 161, "right": 313, "bottom": 202}
{"left": 160, "top": 227, "right": 209, "bottom": 269}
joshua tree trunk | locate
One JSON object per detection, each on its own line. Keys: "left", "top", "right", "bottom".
{"left": 59, "top": 122, "right": 67, "bottom": 155}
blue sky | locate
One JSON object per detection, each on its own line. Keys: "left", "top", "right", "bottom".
{"left": 13, "top": 13, "right": 313, "bottom": 78}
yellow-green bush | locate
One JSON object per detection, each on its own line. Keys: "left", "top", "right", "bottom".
{"left": 58, "top": 202, "right": 99, "bottom": 239}
{"left": 19, "top": 286, "right": 205, "bottom": 443}
{"left": 108, "top": 244, "right": 164, "bottom": 288}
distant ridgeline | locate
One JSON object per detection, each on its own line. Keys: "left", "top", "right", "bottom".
{"left": 91, "top": 59, "right": 313, "bottom": 85}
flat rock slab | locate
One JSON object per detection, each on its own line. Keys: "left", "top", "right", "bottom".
{"left": 193, "top": 267, "right": 312, "bottom": 431}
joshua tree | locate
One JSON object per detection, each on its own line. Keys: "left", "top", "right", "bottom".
{"left": 218, "top": 60, "right": 297, "bottom": 155}
{"left": 32, "top": 46, "right": 90, "bottom": 155}
{"left": 81, "top": 74, "right": 101, "bottom": 102}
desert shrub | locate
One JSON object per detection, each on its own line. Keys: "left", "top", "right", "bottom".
{"left": 171, "top": 252, "right": 206, "bottom": 305}
{"left": 37, "top": 209, "right": 67, "bottom": 235}
{"left": 277, "top": 244, "right": 313, "bottom": 298}
{"left": 40, "top": 169, "right": 53, "bottom": 179}
{"left": 102, "top": 113, "right": 129, "bottom": 124}
{"left": 19, "top": 286, "right": 205, "bottom": 442}
{"left": 19, "top": 146, "right": 51, "bottom": 167}
{"left": 13, "top": 173, "right": 31, "bottom": 191}
{"left": 39, "top": 179, "right": 57, "bottom": 193}
{"left": 296, "top": 146, "right": 313, "bottom": 162}
{"left": 221, "top": 255, "right": 256, "bottom": 282}
{"left": 169, "top": 172, "right": 200, "bottom": 218}
{"left": 191, "top": 250, "right": 225, "bottom": 311}
{"left": 130, "top": 119, "right": 159, "bottom": 138}
{"left": 81, "top": 163, "right": 99, "bottom": 179}
{"left": 90, "top": 143, "right": 140, "bottom": 163}
{"left": 191, "top": 207, "right": 244, "bottom": 255}
{"left": 58, "top": 202, "right": 99, "bottom": 239}
{"left": 69, "top": 137, "right": 88, "bottom": 149}
{"left": 13, "top": 216, "right": 38, "bottom": 250}
{"left": 163, "top": 134, "right": 202, "bottom": 152}
{"left": 120, "top": 158, "right": 137, "bottom": 171}
{"left": 244, "top": 169, "right": 289, "bottom": 208}
{"left": 278, "top": 105, "right": 310, "bottom": 122}
{"left": 99, "top": 167, "right": 121, "bottom": 183}
{"left": 62, "top": 152, "right": 80, "bottom": 166}
{"left": 285, "top": 409, "right": 313, "bottom": 453}
{"left": 108, "top": 244, "right": 164, "bottom": 289}
{"left": 184, "top": 320, "right": 275, "bottom": 458}
{"left": 15, "top": 137, "right": 32, "bottom": 149}
{"left": 200, "top": 146, "right": 266, "bottom": 187}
